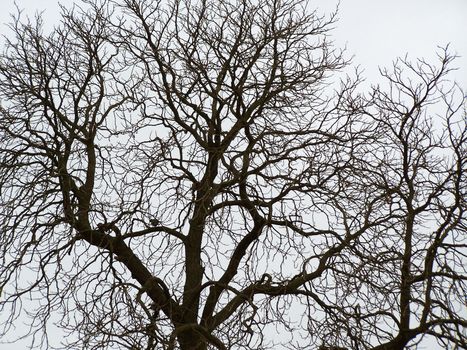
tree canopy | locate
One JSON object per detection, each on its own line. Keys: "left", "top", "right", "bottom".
{"left": 0, "top": 0, "right": 466, "bottom": 349}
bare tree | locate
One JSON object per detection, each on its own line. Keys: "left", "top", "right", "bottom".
{"left": 0, "top": 0, "right": 465, "bottom": 349}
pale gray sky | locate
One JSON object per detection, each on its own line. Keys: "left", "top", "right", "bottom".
{"left": 330, "top": 0, "right": 467, "bottom": 87}
{"left": 0, "top": 0, "right": 465, "bottom": 349}
{"left": 1, "top": 0, "right": 466, "bottom": 85}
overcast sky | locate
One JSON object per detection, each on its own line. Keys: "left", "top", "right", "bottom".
{"left": 324, "top": 0, "right": 467, "bottom": 87}
{"left": 0, "top": 0, "right": 465, "bottom": 349}
{"left": 1, "top": 0, "right": 466, "bottom": 86}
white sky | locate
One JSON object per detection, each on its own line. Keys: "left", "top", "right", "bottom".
{"left": 330, "top": 0, "right": 467, "bottom": 87}
{"left": 1, "top": 0, "right": 465, "bottom": 86}
{"left": 0, "top": 0, "right": 465, "bottom": 349}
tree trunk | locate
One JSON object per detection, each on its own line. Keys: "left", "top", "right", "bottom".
{"left": 178, "top": 330, "right": 208, "bottom": 350}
